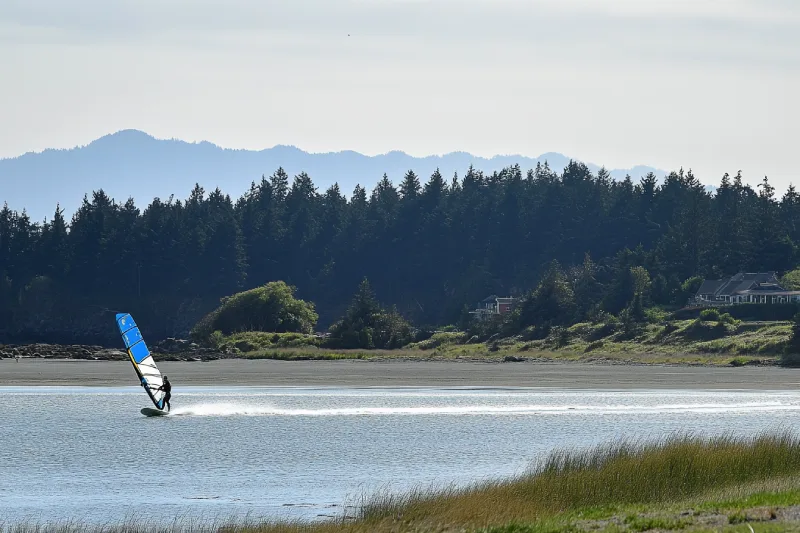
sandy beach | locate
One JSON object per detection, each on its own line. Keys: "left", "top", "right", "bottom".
{"left": 2, "top": 358, "right": 800, "bottom": 389}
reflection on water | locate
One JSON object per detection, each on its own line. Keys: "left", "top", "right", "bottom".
{"left": 1, "top": 386, "right": 798, "bottom": 525}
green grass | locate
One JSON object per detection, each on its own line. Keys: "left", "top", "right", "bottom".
{"left": 514, "top": 318, "right": 791, "bottom": 365}
{"left": 214, "top": 331, "right": 322, "bottom": 352}
{"left": 355, "top": 431, "right": 800, "bottom": 524}
{"left": 206, "top": 314, "right": 793, "bottom": 367}
{"left": 10, "top": 433, "right": 800, "bottom": 532}
{"left": 405, "top": 331, "right": 468, "bottom": 350}
{"left": 242, "top": 348, "right": 368, "bottom": 361}
{"left": 310, "top": 317, "right": 791, "bottom": 366}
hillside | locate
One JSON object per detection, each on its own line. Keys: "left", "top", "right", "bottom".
{"left": 0, "top": 153, "right": 787, "bottom": 347}
{"left": 0, "top": 129, "right": 668, "bottom": 221}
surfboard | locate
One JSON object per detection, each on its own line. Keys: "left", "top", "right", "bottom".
{"left": 115, "top": 313, "right": 169, "bottom": 411}
{"left": 141, "top": 407, "right": 169, "bottom": 417}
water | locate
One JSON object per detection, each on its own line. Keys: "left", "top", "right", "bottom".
{"left": 1, "top": 386, "right": 799, "bottom": 526}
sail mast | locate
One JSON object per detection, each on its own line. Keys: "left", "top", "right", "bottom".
{"left": 115, "top": 313, "right": 167, "bottom": 410}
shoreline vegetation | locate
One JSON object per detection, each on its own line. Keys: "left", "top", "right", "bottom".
{"left": 6, "top": 164, "right": 800, "bottom": 358}
{"left": 1, "top": 313, "right": 792, "bottom": 368}
{"left": 8, "top": 432, "right": 800, "bottom": 532}
{"left": 8, "top": 279, "right": 799, "bottom": 370}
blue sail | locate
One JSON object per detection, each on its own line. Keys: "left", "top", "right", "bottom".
{"left": 116, "top": 313, "right": 166, "bottom": 410}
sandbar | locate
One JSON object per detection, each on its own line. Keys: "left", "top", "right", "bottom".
{"left": 2, "top": 358, "right": 800, "bottom": 390}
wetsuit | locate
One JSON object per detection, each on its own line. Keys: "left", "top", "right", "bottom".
{"left": 158, "top": 380, "right": 172, "bottom": 411}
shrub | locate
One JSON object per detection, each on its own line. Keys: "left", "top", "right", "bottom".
{"left": 327, "top": 278, "right": 413, "bottom": 349}
{"left": 212, "top": 331, "right": 320, "bottom": 353}
{"left": 408, "top": 332, "right": 467, "bottom": 350}
{"left": 643, "top": 307, "right": 669, "bottom": 324}
{"left": 208, "top": 330, "right": 224, "bottom": 349}
{"left": 548, "top": 326, "right": 570, "bottom": 348}
{"left": 584, "top": 340, "right": 604, "bottom": 352}
{"left": 699, "top": 308, "right": 721, "bottom": 322}
{"left": 191, "top": 281, "right": 318, "bottom": 344}
{"left": 718, "top": 312, "right": 739, "bottom": 326}
{"left": 587, "top": 316, "right": 618, "bottom": 341}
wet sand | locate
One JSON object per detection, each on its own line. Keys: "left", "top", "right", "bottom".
{"left": 2, "top": 358, "right": 800, "bottom": 389}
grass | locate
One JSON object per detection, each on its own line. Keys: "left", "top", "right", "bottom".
{"left": 0, "top": 513, "right": 263, "bottom": 533}
{"left": 213, "top": 331, "right": 322, "bottom": 352}
{"left": 13, "top": 432, "right": 800, "bottom": 532}
{"left": 211, "top": 317, "right": 793, "bottom": 367}
{"left": 237, "top": 431, "right": 800, "bottom": 531}
{"left": 515, "top": 318, "right": 792, "bottom": 366}
{"left": 351, "top": 431, "right": 800, "bottom": 525}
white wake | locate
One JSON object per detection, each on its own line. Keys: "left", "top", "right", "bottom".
{"left": 164, "top": 401, "right": 799, "bottom": 417}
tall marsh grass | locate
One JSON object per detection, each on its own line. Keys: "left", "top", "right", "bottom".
{"left": 356, "top": 430, "right": 800, "bottom": 528}
{"left": 8, "top": 432, "right": 800, "bottom": 533}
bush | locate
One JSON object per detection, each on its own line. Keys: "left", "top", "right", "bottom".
{"left": 191, "top": 281, "right": 318, "bottom": 344}
{"left": 679, "top": 276, "right": 704, "bottom": 304}
{"left": 548, "top": 326, "right": 570, "bottom": 348}
{"left": 213, "top": 331, "right": 320, "bottom": 353}
{"left": 208, "top": 330, "right": 225, "bottom": 348}
{"left": 652, "top": 322, "right": 679, "bottom": 342}
{"left": 643, "top": 307, "right": 669, "bottom": 324}
{"left": 673, "top": 303, "right": 800, "bottom": 322}
{"left": 584, "top": 340, "right": 604, "bottom": 352}
{"left": 587, "top": 316, "right": 619, "bottom": 341}
{"left": 683, "top": 319, "right": 729, "bottom": 341}
{"left": 718, "top": 312, "right": 739, "bottom": 326}
{"left": 699, "top": 308, "right": 721, "bottom": 322}
{"left": 408, "top": 332, "right": 466, "bottom": 350}
{"left": 327, "top": 278, "right": 413, "bottom": 349}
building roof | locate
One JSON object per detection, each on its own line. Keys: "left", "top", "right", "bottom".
{"left": 748, "top": 283, "right": 785, "bottom": 292}
{"left": 697, "top": 272, "right": 782, "bottom": 298}
{"left": 697, "top": 279, "right": 725, "bottom": 295}
{"left": 724, "top": 280, "right": 762, "bottom": 296}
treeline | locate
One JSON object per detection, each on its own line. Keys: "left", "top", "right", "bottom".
{"left": 1, "top": 161, "right": 798, "bottom": 345}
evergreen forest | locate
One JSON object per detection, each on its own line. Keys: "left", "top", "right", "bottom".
{"left": 1, "top": 161, "right": 798, "bottom": 346}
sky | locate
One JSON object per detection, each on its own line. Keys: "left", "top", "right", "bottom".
{"left": 1, "top": 0, "right": 799, "bottom": 190}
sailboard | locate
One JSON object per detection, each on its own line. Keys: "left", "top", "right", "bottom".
{"left": 115, "top": 313, "right": 168, "bottom": 412}
{"left": 141, "top": 407, "right": 169, "bottom": 417}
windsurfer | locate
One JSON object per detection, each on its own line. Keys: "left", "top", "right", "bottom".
{"left": 156, "top": 376, "right": 172, "bottom": 411}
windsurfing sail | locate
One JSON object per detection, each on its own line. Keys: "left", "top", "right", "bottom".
{"left": 115, "top": 313, "right": 167, "bottom": 410}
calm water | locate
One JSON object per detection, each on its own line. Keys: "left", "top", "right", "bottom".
{"left": 2, "top": 386, "right": 800, "bottom": 526}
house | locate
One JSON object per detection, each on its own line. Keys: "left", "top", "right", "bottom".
{"left": 469, "top": 295, "right": 519, "bottom": 320}
{"left": 496, "top": 298, "right": 516, "bottom": 314}
{"left": 693, "top": 272, "right": 800, "bottom": 305}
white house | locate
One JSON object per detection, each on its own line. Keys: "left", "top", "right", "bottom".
{"left": 694, "top": 272, "right": 800, "bottom": 305}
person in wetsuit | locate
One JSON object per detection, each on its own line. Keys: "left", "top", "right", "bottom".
{"left": 156, "top": 375, "right": 172, "bottom": 411}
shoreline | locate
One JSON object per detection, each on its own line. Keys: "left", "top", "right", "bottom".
{"left": 2, "top": 358, "right": 800, "bottom": 389}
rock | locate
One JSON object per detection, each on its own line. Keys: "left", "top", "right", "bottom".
{"left": 503, "top": 355, "right": 526, "bottom": 363}
{"left": 234, "top": 340, "right": 256, "bottom": 353}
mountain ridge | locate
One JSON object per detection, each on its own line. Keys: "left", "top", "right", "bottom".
{"left": 1, "top": 129, "right": 672, "bottom": 221}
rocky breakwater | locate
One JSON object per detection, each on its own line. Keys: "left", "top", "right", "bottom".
{"left": 150, "top": 338, "right": 233, "bottom": 361}
{"left": 0, "top": 338, "right": 233, "bottom": 361}
{"left": 0, "top": 343, "right": 127, "bottom": 360}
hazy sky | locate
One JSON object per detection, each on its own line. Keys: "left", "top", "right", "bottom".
{"left": 1, "top": 0, "right": 798, "bottom": 189}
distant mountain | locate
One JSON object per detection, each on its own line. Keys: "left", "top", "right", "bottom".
{"left": 0, "top": 129, "right": 671, "bottom": 222}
